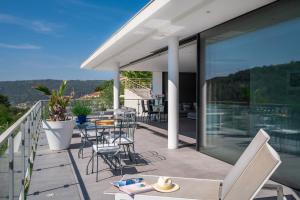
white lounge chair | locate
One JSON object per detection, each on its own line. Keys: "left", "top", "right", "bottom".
{"left": 106, "top": 129, "right": 282, "bottom": 200}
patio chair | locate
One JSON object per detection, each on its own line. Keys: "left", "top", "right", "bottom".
{"left": 141, "top": 100, "right": 148, "bottom": 122}
{"left": 106, "top": 129, "right": 283, "bottom": 200}
{"left": 106, "top": 113, "right": 137, "bottom": 163}
{"left": 147, "top": 99, "right": 158, "bottom": 122}
{"left": 77, "top": 123, "right": 97, "bottom": 159}
{"left": 87, "top": 119, "right": 124, "bottom": 182}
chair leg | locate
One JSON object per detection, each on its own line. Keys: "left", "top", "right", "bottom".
{"left": 131, "top": 144, "right": 137, "bottom": 164}
{"left": 92, "top": 151, "right": 94, "bottom": 173}
{"left": 122, "top": 145, "right": 127, "bottom": 158}
{"left": 78, "top": 137, "right": 83, "bottom": 158}
{"left": 96, "top": 155, "right": 99, "bottom": 182}
{"left": 86, "top": 150, "right": 94, "bottom": 175}
{"left": 119, "top": 153, "right": 123, "bottom": 175}
{"left": 82, "top": 138, "right": 85, "bottom": 158}
{"left": 126, "top": 145, "right": 132, "bottom": 162}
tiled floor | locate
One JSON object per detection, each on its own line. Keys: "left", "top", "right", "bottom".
{"left": 28, "top": 124, "right": 299, "bottom": 200}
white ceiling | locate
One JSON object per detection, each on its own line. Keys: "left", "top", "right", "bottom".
{"left": 81, "top": 0, "right": 275, "bottom": 71}
{"left": 123, "top": 42, "right": 197, "bottom": 72}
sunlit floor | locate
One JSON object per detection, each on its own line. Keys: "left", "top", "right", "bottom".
{"left": 27, "top": 123, "right": 299, "bottom": 200}
{"left": 144, "top": 117, "right": 300, "bottom": 191}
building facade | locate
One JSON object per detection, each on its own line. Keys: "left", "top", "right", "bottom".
{"left": 82, "top": 0, "right": 300, "bottom": 190}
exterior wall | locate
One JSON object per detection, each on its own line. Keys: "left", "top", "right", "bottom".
{"left": 124, "top": 89, "right": 144, "bottom": 116}
{"left": 152, "top": 72, "right": 163, "bottom": 96}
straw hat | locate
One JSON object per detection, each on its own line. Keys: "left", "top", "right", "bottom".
{"left": 152, "top": 177, "right": 180, "bottom": 193}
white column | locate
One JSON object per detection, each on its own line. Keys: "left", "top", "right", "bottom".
{"left": 152, "top": 72, "right": 163, "bottom": 96}
{"left": 113, "top": 66, "right": 120, "bottom": 110}
{"left": 168, "top": 36, "right": 179, "bottom": 149}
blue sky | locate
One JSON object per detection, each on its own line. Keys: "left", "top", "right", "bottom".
{"left": 0, "top": 0, "right": 149, "bottom": 81}
{"left": 206, "top": 16, "right": 300, "bottom": 79}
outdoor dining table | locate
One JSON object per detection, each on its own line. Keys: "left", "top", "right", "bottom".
{"left": 76, "top": 118, "right": 124, "bottom": 170}
{"left": 76, "top": 118, "right": 120, "bottom": 156}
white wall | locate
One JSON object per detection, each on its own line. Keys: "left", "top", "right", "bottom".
{"left": 152, "top": 72, "right": 163, "bottom": 96}
{"left": 124, "top": 89, "right": 143, "bottom": 116}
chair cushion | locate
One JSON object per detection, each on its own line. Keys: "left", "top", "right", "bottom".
{"left": 109, "top": 137, "right": 133, "bottom": 145}
{"left": 93, "top": 144, "right": 119, "bottom": 153}
{"left": 81, "top": 130, "right": 109, "bottom": 138}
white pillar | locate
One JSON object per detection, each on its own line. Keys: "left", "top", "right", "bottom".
{"left": 168, "top": 36, "right": 179, "bottom": 149}
{"left": 113, "top": 66, "right": 120, "bottom": 110}
{"left": 152, "top": 72, "right": 163, "bottom": 96}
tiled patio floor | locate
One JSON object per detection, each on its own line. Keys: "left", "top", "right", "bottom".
{"left": 27, "top": 124, "right": 299, "bottom": 200}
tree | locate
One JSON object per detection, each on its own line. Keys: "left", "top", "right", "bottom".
{"left": 121, "top": 71, "right": 152, "bottom": 79}
{"left": 0, "top": 104, "right": 13, "bottom": 125}
{"left": 96, "top": 80, "right": 113, "bottom": 109}
{"left": 0, "top": 94, "right": 10, "bottom": 107}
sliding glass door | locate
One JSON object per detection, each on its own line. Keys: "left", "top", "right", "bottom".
{"left": 200, "top": 0, "right": 300, "bottom": 190}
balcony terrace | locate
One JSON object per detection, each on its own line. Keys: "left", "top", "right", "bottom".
{"left": 26, "top": 117, "right": 298, "bottom": 200}
{"left": 1, "top": 101, "right": 299, "bottom": 200}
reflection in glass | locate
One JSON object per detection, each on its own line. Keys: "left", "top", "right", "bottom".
{"left": 203, "top": 11, "right": 300, "bottom": 189}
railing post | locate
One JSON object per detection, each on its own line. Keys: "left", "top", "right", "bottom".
{"left": 20, "top": 123, "right": 25, "bottom": 200}
{"left": 28, "top": 115, "right": 32, "bottom": 166}
{"left": 137, "top": 100, "right": 140, "bottom": 117}
{"left": 8, "top": 135, "right": 14, "bottom": 200}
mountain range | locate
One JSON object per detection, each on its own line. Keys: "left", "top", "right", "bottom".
{"left": 0, "top": 79, "right": 104, "bottom": 105}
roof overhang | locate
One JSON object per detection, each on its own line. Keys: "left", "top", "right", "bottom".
{"left": 81, "top": 0, "right": 275, "bottom": 71}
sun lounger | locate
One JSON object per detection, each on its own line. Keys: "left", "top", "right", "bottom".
{"left": 105, "top": 129, "right": 282, "bottom": 200}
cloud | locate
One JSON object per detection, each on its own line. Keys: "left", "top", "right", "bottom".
{"left": 0, "top": 13, "right": 59, "bottom": 34}
{"left": 0, "top": 43, "right": 41, "bottom": 50}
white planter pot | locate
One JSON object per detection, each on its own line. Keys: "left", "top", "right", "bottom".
{"left": 42, "top": 120, "right": 75, "bottom": 151}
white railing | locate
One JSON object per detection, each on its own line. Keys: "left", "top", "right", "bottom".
{"left": 122, "top": 77, "right": 152, "bottom": 91}
{"left": 0, "top": 100, "right": 43, "bottom": 200}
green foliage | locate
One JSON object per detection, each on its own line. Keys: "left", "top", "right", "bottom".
{"left": 121, "top": 71, "right": 152, "bottom": 79}
{"left": 98, "top": 80, "right": 114, "bottom": 109}
{"left": 0, "top": 141, "right": 7, "bottom": 156}
{"left": 0, "top": 94, "right": 27, "bottom": 138}
{"left": 0, "top": 104, "right": 13, "bottom": 125}
{"left": 0, "top": 94, "right": 10, "bottom": 107}
{"left": 208, "top": 61, "right": 300, "bottom": 105}
{"left": 34, "top": 81, "right": 73, "bottom": 121}
{"left": 71, "top": 101, "right": 92, "bottom": 116}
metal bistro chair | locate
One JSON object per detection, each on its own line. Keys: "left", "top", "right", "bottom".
{"left": 147, "top": 99, "right": 158, "bottom": 122}
{"left": 77, "top": 114, "right": 111, "bottom": 159}
{"left": 77, "top": 122, "right": 97, "bottom": 159}
{"left": 110, "top": 113, "right": 138, "bottom": 164}
{"left": 87, "top": 119, "right": 124, "bottom": 182}
{"left": 141, "top": 100, "right": 148, "bottom": 122}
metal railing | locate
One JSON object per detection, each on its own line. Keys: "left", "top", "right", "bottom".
{"left": 0, "top": 101, "right": 43, "bottom": 200}
{"left": 123, "top": 98, "right": 153, "bottom": 117}
{"left": 122, "top": 77, "right": 152, "bottom": 91}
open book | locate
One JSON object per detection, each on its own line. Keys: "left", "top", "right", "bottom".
{"left": 119, "top": 182, "right": 153, "bottom": 196}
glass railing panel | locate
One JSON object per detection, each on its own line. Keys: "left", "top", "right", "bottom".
{"left": 0, "top": 138, "right": 9, "bottom": 199}
{"left": 13, "top": 128, "right": 23, "bottom": 200}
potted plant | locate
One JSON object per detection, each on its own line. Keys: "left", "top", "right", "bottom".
{"left": 71, "top": 101, "right": 92, "bottom": 124}
{"left": 35, "top": 81, "right": 75, "bottom": 150}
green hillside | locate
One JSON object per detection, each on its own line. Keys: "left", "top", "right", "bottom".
{"left": 0, "top": 79, "right": 105, "bottom": 105}
{"left": 207, "top": 61, "right": 300, "bottom": 105}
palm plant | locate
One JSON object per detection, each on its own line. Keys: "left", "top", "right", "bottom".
{"left": 34, "top": 81, "right": 73, "bottom": 121}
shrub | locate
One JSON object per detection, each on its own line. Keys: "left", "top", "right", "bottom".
{"left": 71, "top": 101, "right": 92, "bottom": 116}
